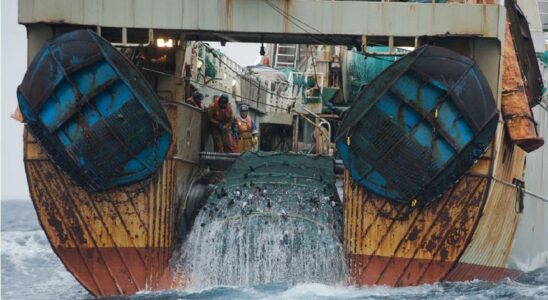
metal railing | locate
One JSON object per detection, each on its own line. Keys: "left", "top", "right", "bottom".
{"left": 295, "top": 107, "right": 332, "bottom": 155}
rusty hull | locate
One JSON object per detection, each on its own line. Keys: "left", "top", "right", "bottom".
{"left": 24, "top": 129, "right": 176, "bottom": 296}
{"left": 501, "top": 20, "right": 544, "bottom": 153}
{"left": 445, "top": 126, "right": 527, "bottom": 281}
{"left": 344, "top": 92, "right": 529, "bottom": 286}
{"left": 344, "top": 148, "right": 491, "bottom": 286}
{"left": 23, "top": 102, "right": 203, "bottom": 297}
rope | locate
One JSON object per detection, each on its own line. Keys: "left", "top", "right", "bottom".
{"left": 489, "top": 176, "right": 548, "bottom": 203}
{"left": 263, "top": 0, "right": 342, "bottom": 46}
{"left": 141, "top": 67, "right": 290, "bottom": 110}
{"left": 197, "top": 42, "right": 300, "bottom": 102}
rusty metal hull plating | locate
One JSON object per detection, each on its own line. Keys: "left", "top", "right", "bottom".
{"left": 24, "top": 128, "right": 177, "bottom": 296}
{"left": 344, "top": 118, "right": 528, "bottom": 286}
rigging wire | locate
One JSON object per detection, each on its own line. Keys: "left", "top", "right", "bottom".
{"left": 262, "top": 0, "right": 406, "bottom": 59}
{"left": 490, "top": 176, "right": 548, "bottom": 203}
{"left": 197, "top": 41, "right": 300, "bottom": 102}
{"left": 262, "top": 0, "right": 342, "bottom": 46}
{"left": 143, "top": 70, "right": 548, "bottom": 203}
{"left": 141, "top": 67, "right": 291, "bottom": 110}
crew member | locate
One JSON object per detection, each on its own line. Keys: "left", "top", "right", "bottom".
{"left": 232, "top": 104, "right": 257, "bottom": 153}
{"left": 207, "top": 94, "right": 234, "bottom": 153}
{"left": 186, "top": 91, "right": 205, "bottom": 110}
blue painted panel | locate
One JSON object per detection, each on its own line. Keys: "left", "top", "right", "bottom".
{"left": 433, "top": 139, "right": 454, "bottom": 166}
{"left": 412, "top": 123, "right": 433, "bottom": 149}
{"left": 122, "top": 132, "right": 171, "bottom": 176}
{"left": 81, "top": 104, "right": 102, "bottom": 128}
{"left": 391, "top": 75, "right": 441, "bottom": 113}
{"left": 437, "top": 101, "right": 473, "bottom": 148}
{"left": 72, "top": 61, "right": 117, "bottom": 95}
{"left": 40, "top": 83, "right": 77, "bottom": 130}
{"left": 94, "top": 81, "right": 132, "bottom": 117}
{"left": 376, "top": 94, "right": 422, "bottom": 133}
{"left": 56, "top": 129, "right": 72, "bottom": 147}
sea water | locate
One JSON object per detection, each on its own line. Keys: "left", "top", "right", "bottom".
{"left": 2, "top": 200, "right": 547, "bottom": 300}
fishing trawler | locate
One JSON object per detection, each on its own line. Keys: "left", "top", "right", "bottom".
{"left": 15, "top": 0, "right": 548, "bottom": 296}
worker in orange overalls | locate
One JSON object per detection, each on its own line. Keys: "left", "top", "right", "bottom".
{"left": 185, "top": 90, "right": 205, "bottom": 110}
{"left": 232, "top": 104, "right": 257, "bottom": 153}
{"left": 207, "top": 94, "right": 234, "bottom": 153}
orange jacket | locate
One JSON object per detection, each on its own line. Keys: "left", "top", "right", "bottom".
{"left": 207, "top": 99, "right": 233, "bottom": 127}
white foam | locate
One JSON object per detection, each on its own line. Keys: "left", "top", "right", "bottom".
{"left": 1, "top": 230, "right": 87, "bottom": 300}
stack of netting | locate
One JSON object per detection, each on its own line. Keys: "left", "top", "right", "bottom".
{"left": 347, "top": 47, "right": 403, "bottom": 101}
{"left": 197, "top": 44, "right": 221, "bottom": 79}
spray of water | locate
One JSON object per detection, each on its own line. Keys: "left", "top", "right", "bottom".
{"left": 179, "top": 212, "right": 347, "bottom": 288}
{"left": 174, "top": 153, "right": 347, "bottom": 289}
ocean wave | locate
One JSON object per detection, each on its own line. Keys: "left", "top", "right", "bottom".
{"left": 1, "top": 229, "right": 88, "bottom": 300}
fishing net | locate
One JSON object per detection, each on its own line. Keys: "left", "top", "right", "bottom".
{"left": 176, "top": 152, "right": 346, "bottom": 288}
{"left": 348, "top": 47, "right": 402, "bottom": 101}
{"left": 205, "top": 54, "right": 217, "bottom": 79}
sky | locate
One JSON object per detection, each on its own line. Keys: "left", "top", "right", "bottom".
{"left": 1, "top": 0, "right": 28, "bottom": 201}
{"left": 0, "top": 0, "right": 260, "bottom": 201}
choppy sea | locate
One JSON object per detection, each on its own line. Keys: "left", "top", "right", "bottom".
{"left": 2, "top": 199, "right": 547, "bottom": 300}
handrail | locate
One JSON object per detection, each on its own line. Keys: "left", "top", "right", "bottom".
{"left": 302, "top": 107, "right": 332, "bottom": 152}
{"left": 297, "top": 108, "right": 332, "bottom": 155}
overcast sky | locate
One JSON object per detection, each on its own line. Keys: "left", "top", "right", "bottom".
{"left": 1, "top": 0, "right": 28, "bottom": 201}
{"left": 0, "top": 0, "right": 260, "bottom": 201}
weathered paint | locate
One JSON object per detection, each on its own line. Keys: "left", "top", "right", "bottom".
{"left": 25, "top": 140, "right": 176, "bottom": 295}
{"left": 347, "top": 255, "right": 522, "bottom": 284}
{"left": 17, "top": 30, "right": 172, "bottom": 191}
{"left": 344, "top": 37, "right": 532, "bottom": 284}
{"left": 344, "top": 152, "right": 492, "bottom": 285}
{"left": 446, "top": 127, "right": 527, "bottom": 280}
{"left": 17, "top": 0, "right": 504, "bottom": 43}
{"left": 337, "top": 46, "right": 498, "bottom": 205}
{"left": 505, "top": 0, "right": 544, "bottom": 107}
{"left": 24, "top": 99, "right": 204, "bottom": 296}
{"left": 501, "top": 20, "right": 544, "bottom": 152}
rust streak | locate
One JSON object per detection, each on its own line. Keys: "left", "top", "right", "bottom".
{"left": 30, "top": 162, "right": 108, "bottom": 295}
{"left": 414, "top": 178, "right": 485, "bottom": 284}
{"left": 123, "top": 187, "right": 150, "bottom": 234}
{"left": 54, "top": 170, "right": 145, "bottom": 287}
{"left": 98, "top": 191, "right": 148, "bottom": 266}
{"left": 169, "top": 161, "right": 176, "bottom": 248}
{"left": 50, "top": 165, "right": 137, "bottom": 293}
{"left": 145, "top": 179, "right": 153, "bottom": 287}
{"left": 160, "top": 163, "right": 169, "bottom": 276}
{"left": 359, "top": 195, "right": 391, "bottom": 247}
{"left": 360, "top": 188, "right": 371, "bottom": 261}
{"left": 374, "top": 204, "right": 423, "bottom": 284}
{"left": 392, "top": 180, "right": 463, "bottom": 285}
{"left": 358, "top": 199, "right": 408, "bottom": 274}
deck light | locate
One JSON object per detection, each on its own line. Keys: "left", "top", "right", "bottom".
{"left": 156, "top": 38, "right": 173, "bottom": 48}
